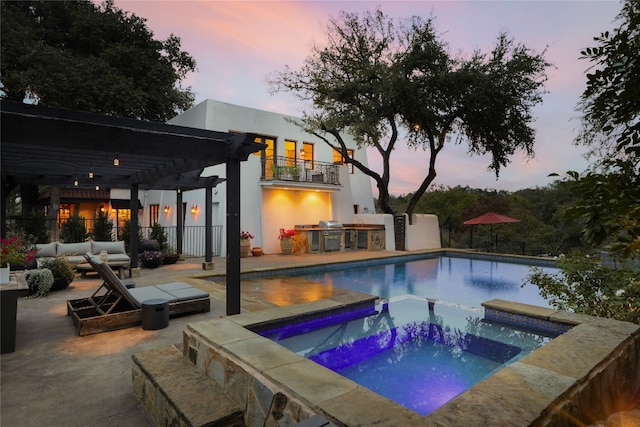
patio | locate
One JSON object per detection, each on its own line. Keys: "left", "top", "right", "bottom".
{"left": 0, "top": 250, "right": 401, "bottom": 426}
{"left": 1, "top": 250, "right": 639, "bottom": 426}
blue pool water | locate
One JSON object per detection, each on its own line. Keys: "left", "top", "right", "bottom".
{"left": 261, "top": 296, "right": 555, "bottom": 415}
{"left": 289, "top": 255, "right": 556, "bottom": 308}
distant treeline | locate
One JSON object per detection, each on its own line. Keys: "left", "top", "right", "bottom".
{"left": 385, "top": 182, "right": 589, "bottom": 256}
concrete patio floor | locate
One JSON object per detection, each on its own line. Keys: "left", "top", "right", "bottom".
{"left": 0, "top": 250, "right": 410, "bottom": 426}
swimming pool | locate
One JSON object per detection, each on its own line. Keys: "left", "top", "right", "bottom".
{"left": 260, "top": 295, "right": 556, "bottom": 415}
{"left": 286, "top": 255, "right": 556, "bottom": 308}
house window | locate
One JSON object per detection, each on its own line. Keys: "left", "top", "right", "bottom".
{"left": 333, "top": 148, "right": 354, "bottom": 173}
{"left": 150, "top": 204, "right": 159, "bottom": 225}
{"left": 301, "top": 142, "right": 314, "bottom": 169}
{"left": 58, "top": 203, "right": 72, "bottom": 227}
{"left": 284, "top": 140, "right": 297, "bottom": 166}
{"left": 253, "top": 135, "right": 277, "bottom": 179}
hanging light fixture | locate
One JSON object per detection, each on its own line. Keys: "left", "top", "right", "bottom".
{"left": 95, "top": 184, "right": 100, "bottom": 191}
{"left": 88, "top": 168, "right": 94, "bottom": 179}
{"left": 74, "top": 176, "right": 79, "bottom": 186}
{"left": 113, "top": 153, "right": 120, "bottom": 166}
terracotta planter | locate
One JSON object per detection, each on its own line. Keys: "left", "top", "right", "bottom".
{"left": 240, "top": 239, "right": 251, "bottom": 258}
{"left": 251, "top": 247, "right": 263, "bottom": 257}
{"left": 280, "top": 238, "right": 294, "bottom": 255}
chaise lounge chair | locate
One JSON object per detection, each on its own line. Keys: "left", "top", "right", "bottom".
{"left": 66, "top": 253, "right": 210, "bottom": 336}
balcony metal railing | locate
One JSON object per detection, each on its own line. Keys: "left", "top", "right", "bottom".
{"left": 261, "top": 156, "right": 341, "bottom": 185}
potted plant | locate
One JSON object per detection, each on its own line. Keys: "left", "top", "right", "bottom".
{"left": 278, "top": 228, "right": 297, "bottom": 255}
{"left": 149, "top": 222, "right": 179, "bottom": 264}
{"left": 287, "top": 165, "right": 301, "bottom": 181}
{"left": 40, "top": 257, "right": 75, "bottom": 291}
{"left": 1, "top": 235, "right": 37, "bottom": 271}
{"left": 240, "top": 231, "right": 254, "bottom": 258}
{"left": 140, "top": 250, "right": 164, "bottom": 268}
{"left": 24, "top": 268, "right": 54, "bottom": 298}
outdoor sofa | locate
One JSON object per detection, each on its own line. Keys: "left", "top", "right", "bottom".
{"left": 66, "top": 253, "right": 210, "bottom": 336}
{"left": 36, "top": 241, "right": 131, "bottom": 277}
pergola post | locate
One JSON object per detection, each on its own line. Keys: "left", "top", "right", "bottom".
{"left": 130, "top": 184, "right": 139, "bottom": 269}
{"left": 176, "top": 189, "right": 183, "bottom": 256}
{"left": 226, "top": 158, "right": 241, "bottom": 316}
{"left": 204, "top": 185, "right": 213, "bottom": 263}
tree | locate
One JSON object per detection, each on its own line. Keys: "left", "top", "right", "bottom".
{"left": 568, "top": 1, "right": 640, "bottom": 259}
{"left": 92, "top": 211, "right": 114, "bottom": 242}
{"left": 1, "top": 0, "right": 196, "bottom": 121}
{"left": 268, "top": 9, "right": 550, "bottom": 218}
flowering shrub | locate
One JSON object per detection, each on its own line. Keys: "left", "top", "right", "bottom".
{"left": 139, "top": 250, "right": 163, "bottom": 262}
{"left": 278, "top": 228, "right": 297, "bottom": 240}
{"left": 240, "top": 231, "right": 254, "bottom": 240}
{"left": 24, "top": 268, "right": 54, "bottom": 298}
{"left": 1, "top": 235, "right": 37, "bottom": 266}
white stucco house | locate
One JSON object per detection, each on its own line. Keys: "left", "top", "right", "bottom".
{"left": 139, "top": 99, "right": 394, "bottom": 256}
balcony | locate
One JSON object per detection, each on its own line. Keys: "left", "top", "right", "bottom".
{"left": 260, "top": 156, "right": 341, "bottom": 186}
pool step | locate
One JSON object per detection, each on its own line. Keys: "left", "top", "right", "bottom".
{"left": 132, "top": 345, "right": 245, "bottom": 427}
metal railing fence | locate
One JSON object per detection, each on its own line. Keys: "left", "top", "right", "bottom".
{"left": 262, "top": 156, "right": 341, "bottom": 185}
{"left": 5, "top": 217, "right": 223, "bottom": 258}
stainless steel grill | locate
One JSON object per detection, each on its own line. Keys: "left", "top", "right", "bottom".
{"left": 319, "top": 220, "right": 343, "bottom": 251}
{"left": 319, "top": 220, "right": 343, "bottom": 235}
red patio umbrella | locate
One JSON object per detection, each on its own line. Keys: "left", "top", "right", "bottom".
{"left": 463, "top": 212, "right": 520, "bottom": 225}
{"left": 463, "top": 212, "right": 520, "bottom": 250}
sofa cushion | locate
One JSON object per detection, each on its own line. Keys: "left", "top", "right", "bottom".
{"left": 57, "top": 242, "right": 92, "bottom": 257}
{"left": 66, "top": 255, "right": 87, "bottom": 265}
{"left": 102, "top": 254, "right": 130, "bottom": 264}
{"left": 36, "top": 242, "right": 57, "bottom": 258}
{"left": 92, "top": 241, "right": 126, "bottom": 255}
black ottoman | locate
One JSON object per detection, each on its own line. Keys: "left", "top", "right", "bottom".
{"left": 141, "top": 298, "right": 169, "bottom": 330}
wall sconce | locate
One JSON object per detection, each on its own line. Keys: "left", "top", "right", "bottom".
{"left": 113, "top": 153, "right": 120, "bottom": 166}
{"left": 111, "top": 208, "right": 116, "bottom": 214}
{"left": 99, "top": 205, "right": 105, "bottom": 213}
{"left": 164, "top": 205, "right": 170, "bottom": 214}
{"left": 190, "top": 205, "right": 198, "bottom": 215}
{"left": 299, "top": 149, "right": 305, "bottom": 158}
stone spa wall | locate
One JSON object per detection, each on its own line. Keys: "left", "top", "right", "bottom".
{"left": 180, "top": 299, "right": 640, "bottom": 426}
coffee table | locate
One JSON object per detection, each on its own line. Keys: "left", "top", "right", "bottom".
{"left": 76, "top": 262, "right": 130, "bottom": 279}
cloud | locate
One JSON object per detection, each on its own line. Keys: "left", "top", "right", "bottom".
{"left": 113, "top": 0, "right": 620, "bottom": 195}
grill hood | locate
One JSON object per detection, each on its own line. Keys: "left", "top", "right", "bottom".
{"left": 319, "top": 220, "right": 342, "bottom": 229}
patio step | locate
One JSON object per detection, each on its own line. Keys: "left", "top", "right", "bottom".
{"left": 132, "top": 345, "right": 245, "bottom": 427}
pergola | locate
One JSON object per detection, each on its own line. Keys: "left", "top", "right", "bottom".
{"left": 1, "top": 100, "right": 263, "bottom": 315}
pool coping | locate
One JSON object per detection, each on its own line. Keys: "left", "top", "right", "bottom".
{"left": 198, "top": 249, "right": 559, "bottom": 282}
{"left": 182, "top": 294, "right": 640, "bottom": 426}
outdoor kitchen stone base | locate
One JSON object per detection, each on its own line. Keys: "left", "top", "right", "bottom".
{"left": 133, "top": 298, "right": 640, "bottom": 427}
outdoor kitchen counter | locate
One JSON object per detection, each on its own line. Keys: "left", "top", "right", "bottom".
{"left": 294, "top": 224, "right": 385, "bottom": 253}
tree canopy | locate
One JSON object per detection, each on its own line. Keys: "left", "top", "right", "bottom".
{"left": 1, "top": 0, "right": 196, "bottom": 121}
{"left": 567, "top": 1, "right": 640, "bottom": 259}
{"left": 268, "top": 9, "right": 550, "bottom": 217}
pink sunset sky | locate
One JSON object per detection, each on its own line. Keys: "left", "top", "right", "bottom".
{"left": 115, "top": 0, "right": 621, "bottom": 195}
